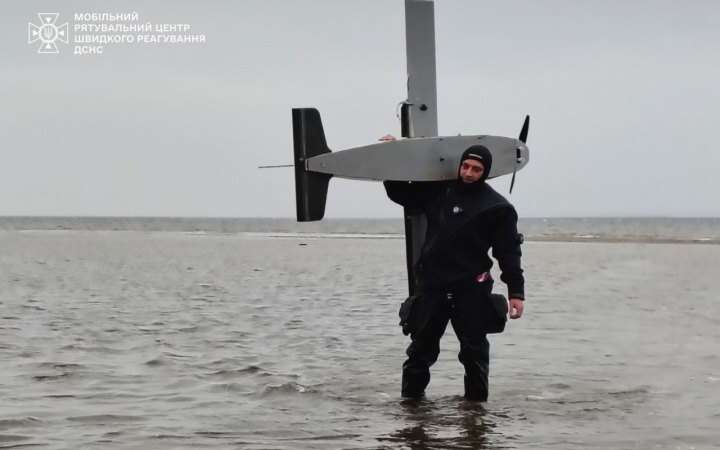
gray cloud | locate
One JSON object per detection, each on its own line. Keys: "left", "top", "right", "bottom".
{"left": 1, "top": 1, "right": 718, "bottom": 217}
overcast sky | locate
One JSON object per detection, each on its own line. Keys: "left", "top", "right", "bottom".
{"left": 1, "top": 0, "right": 719, "bottom": 217}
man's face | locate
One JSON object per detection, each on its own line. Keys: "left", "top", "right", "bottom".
{"left": 459, "top": 159, "right": 485, "bottom": 183}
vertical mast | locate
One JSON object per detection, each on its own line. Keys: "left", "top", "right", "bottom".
{"left": 402, "top": 0, "right": 438, "bottom": 294}
{"left": 404, "top": 0, "right": 438, "bottom": 137}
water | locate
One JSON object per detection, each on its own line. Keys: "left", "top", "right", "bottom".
{"left": 1, "top": 221, "right": 719, "bottom": 449}
{"left": 1, "top": 217, "right": 719, "bottom": 243}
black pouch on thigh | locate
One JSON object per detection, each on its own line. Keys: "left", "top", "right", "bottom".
{"left": 468, "top": 280, "right": 507, "bottom": 334}
{"left": 398, "top": 293, "right": 440, "bottom": 336}
{"left": 398, "top": 295, "right": 419, "bottom": 336}
{"left": 485, "top": 293, "right": 508, "bottom": 334}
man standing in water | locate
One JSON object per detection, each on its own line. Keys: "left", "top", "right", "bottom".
{"left": 382, "top": 138, "right": 525, "bottom": 401}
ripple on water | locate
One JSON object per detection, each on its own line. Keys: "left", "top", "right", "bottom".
{"left": 209, "top": 383, "right": 254, "bottom": 394}
{"left": 77, "top": 392, "right": 148, "bottom": 400}
{"left": 0, "top": 418, "right": 42, "bottom": 430}
{"left": 0, "top": 434, "right": 32, "bottom": 443}
{"left": 144, "top": 352, "right": 193, "bottom": 366}
{"left": 163, "top": 395, "right": 196, "bottom": 403}
{"left": 284, "top": 319, "right": 305, "bottom": 330}
{"left": 44, "top": 394, "right": 76, "bottom": 399}
{"left": 66, "top": 415, "right": 147, "bottom": 424}
{"left": 31, "top": 372, "right": 74, "bottom": 382}
{"left": 194, "top": 430, "right": 244, "bottom": 439}
{"left": 607, "top": 386, "right": 650, "bottom": 397}
{"left": 34, "top": 362, "right": 86, "bottom": 370}
{"left": 163, "top": 352, "right": 194, "bottom": 359}
{"left": 58, "top": 344, "right": 124, "bottom": 354}
{"left": 261, "top": 382, "right": 316, "bottom": 397}
{"left": 144, "top": 356, "right": 168, "bottom": 367}
{"left": 206, "top": 365, "right": 270, "bottom": 379}
{"left": 150, "top": 433, "right": 193, "bottom": 440}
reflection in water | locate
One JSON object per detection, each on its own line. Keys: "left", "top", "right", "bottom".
{"left": 379, "top": 397, "right": 505, "bottom": 450}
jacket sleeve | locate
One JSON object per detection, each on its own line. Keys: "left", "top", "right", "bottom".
{"left": 490, "top": 206, "right": 525, "bottom": 300}
{"left": 383, "top": 181, "right": 445, "bottom": 214}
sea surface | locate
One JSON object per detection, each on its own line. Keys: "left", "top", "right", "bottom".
{"left": 1, "top": 217, "right": 719, "bottom": 244}
{"left": 1, "top": 218, "right": 719, "bottom": 449}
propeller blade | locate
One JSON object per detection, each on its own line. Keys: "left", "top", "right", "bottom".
{"left": 510, "top": 114, "right": 529, "bottom": 194}
{"left": 519, "top": 115, "right": 530, "bottom": 143}
{"left": 510, "top": 146, "right": 522, "bottom": 194}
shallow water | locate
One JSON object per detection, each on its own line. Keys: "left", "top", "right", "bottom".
{"left": 1, "top": 217, "right": 719, "bottom": 244}
{"left": 1, "top": 231, "right": 719, "bottom": 449}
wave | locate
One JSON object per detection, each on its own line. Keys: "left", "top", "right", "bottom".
{"left": 0, "top": 418, "right": 41, "bottom": 431}
{"left": 66, "top": 415, "right": 147, "bottom": 424}
{"left": 261, "top": 382, "right": 318, "bottom": 397}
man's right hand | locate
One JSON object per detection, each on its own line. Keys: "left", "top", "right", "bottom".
{"left": 378, "top": 134, "right": 397, "bottom": 142}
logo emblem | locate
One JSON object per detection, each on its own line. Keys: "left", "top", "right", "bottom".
{"left": 452, "top": 206, "right": 462, "bottom": 214}
{"left": 28, "top": 13, "right": 69, "bottom": 54}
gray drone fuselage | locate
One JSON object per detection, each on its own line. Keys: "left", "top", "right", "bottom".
{"left": 305, "top": 135, "right": 529, "bottom": 182}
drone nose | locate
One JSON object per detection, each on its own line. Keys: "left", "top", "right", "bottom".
{"left": 516, "top": 143, "right": 527, "bottom": 164}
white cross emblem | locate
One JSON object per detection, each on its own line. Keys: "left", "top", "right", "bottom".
{"left": 28, "top": 13, "right": 69, "bottom": 54}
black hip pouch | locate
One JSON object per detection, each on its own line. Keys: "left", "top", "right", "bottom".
{"left": 485, "top": 293, "right": 508, "bottom": 334}
{"left": 398, "top": 294, "right": 419, "bottom": 336}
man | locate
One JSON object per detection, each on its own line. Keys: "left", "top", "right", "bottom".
{"left": 382, "top": 140, "right": 525, "bottom": 401}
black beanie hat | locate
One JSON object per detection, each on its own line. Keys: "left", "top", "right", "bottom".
{"left": 458, "top": 145, "right": 492, "bottom": 183}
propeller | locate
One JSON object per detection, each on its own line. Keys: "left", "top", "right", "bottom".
{"left": 509, "top": 115, "right": 530, "bottom": 194}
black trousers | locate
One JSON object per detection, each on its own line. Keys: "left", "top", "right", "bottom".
{"left": 402, "top": 281, "right": 493, "bottom": 401}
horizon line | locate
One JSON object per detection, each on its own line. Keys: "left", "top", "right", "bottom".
{"left": 1, "top": 215, "right": 719, "bottom": 220}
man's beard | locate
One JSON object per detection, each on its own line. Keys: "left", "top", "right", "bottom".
{"left": 456, "top": 177, "right": 485, "bottom": 193}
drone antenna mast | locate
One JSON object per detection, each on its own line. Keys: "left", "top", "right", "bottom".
{"left": 402, "top": 0, "right": 439, "bottom": 295}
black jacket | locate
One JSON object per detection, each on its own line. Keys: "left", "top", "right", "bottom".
{"left": 384, "top": 180, "right": 525, "bottom": 299}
